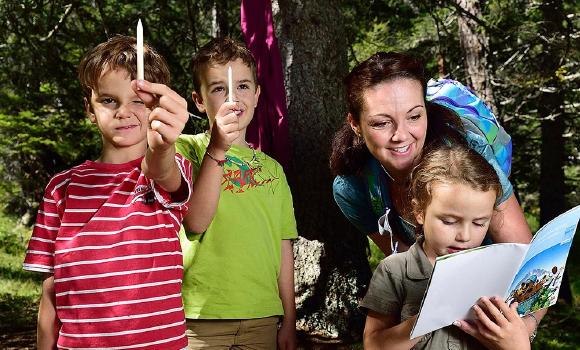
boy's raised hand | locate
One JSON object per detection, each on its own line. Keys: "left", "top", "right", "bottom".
{"left": 207, "top": 101, "right": 240, "bottom": 157}
{"left": 132, "top": 80, "right": 188, "bottom": 150}
{"left": 454, "top": 296, "right": 530, "bottom": 350}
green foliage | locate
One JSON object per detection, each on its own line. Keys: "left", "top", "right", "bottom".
{"left": 0, "top": 211, "right": 42, "bottom": 331}
{"left": 0, "top": 0, "right": 240, "bottom": 218}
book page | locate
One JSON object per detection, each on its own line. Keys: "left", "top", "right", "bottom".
{"left": 410, "top": 243, "right": 528, "bottom": 339}
{"left": 506, "top": 205, "right": 580, "bottom": 316}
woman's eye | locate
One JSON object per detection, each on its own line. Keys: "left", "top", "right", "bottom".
{"left": 409, "top": 114, "right": 421, "bottom": 121}
{"left": 371, "top": 120, "right": 392, "bottom": 128}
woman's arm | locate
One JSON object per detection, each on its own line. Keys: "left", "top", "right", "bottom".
{"left": 364, "top": 310, "right": 421, "bottom": 350}
{"left": 489, "top": 193, "right": 532, "bottom": 244}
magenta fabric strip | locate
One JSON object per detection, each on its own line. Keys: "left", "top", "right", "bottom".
{"left": 241, "top": 0, "right": 291, "bottom": 169}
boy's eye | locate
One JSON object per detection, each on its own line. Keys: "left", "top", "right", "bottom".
{"left": 238, "top": 83, "right": 250, "bottom": 90}
{"left": 211, "top": 86, "right": 225, "bottom": 94}
{"left": 101, "top": 98, "right": 115, "bottom": 105}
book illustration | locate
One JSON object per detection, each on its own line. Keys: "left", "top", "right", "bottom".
{"left": 505, "top": 206, "right": 577, "bottom": 315}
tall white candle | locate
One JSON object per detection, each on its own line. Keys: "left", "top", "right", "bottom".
{"left": 137, "top": 19, "right": 144, "bottom": 80}
{"left": 228, "top": 66, "right": 233, "bottom": 103}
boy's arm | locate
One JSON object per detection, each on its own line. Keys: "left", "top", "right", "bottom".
{"left": 364, "top": 311, "right": 421, "bottom": 350}
{"left": 133, "top": 80, "right": 188, "bottom": 193}
{"left": 277, "top": 239, "right": 296, "bottom": 350}
{"left": 182, "top": 102, "right": 240, "bottom": 234}
{"left": 37, "top": 274, "right": 58, "bottom": 350}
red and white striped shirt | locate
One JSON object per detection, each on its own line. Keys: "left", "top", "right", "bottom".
{"left": 24, "top": 156, "right": 191, "bottom": 349}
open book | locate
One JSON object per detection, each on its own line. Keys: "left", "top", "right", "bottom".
{"left": 410, "top": 205, "right": 580, "bottom": 338}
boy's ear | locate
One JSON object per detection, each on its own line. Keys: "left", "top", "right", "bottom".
{"left": 253, "top": 85, "right": 261, "bottom": 107}
{"left": 84, "top": 98, "right": 96, "bottom": 123}
{"left": 191, "top": 91, "right": 206, "bottom": 113}
{"left": 347, "top": 113, "right": 361, "bottom": 137}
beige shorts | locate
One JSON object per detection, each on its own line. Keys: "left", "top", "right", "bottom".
{"left": 185, "top": 316, "right": 279, "bottom": 349}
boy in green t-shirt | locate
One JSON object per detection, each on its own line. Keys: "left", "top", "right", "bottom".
{"left": 176, "top": 37, "right": 298, "bottom": 350}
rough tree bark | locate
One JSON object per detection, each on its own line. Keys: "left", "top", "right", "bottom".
{"left": 538, "top": 1, "right": 567, "bottom": 227}
{"left": 456, "top": 0, "right": 497, "bottom": 115}
{"left": 276, "top": 0, "right": 371, "bottom": 344}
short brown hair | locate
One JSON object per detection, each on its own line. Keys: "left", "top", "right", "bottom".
{"left": 410, "top": 144, "right": 502, "bottom": 226}
{"left": 78, "top": 35, "right": 170, "bottom": 100}
{"left": 190, "top": 37, "right": 257, "bottom": 93}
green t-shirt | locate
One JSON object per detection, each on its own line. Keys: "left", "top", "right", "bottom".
{"left": 176, "top": 133, "right": 298, "bottom": 319}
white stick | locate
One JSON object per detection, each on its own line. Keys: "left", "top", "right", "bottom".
{"left": 228, "top": 66, "right": 233, "bottom": 103}
{"left": 137, "top": 19, "right": 144, "bottom": 80}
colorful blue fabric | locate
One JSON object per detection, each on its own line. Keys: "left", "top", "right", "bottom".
{"left": 426, "top": 78, "right": 512, "bottom": 176}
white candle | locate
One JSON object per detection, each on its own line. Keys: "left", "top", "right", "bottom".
{"left": 137, "top": 19, "right": 144, "bottom": 80}
{"left": 228, "top": 65, "right": 233, "bottom": 103}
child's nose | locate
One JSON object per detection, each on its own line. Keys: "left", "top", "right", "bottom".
{"left": 455, "top": 225, "right": 471, "bottom": 242}
{"left": 115, "top": 104, "right": 133, "bottom": 119}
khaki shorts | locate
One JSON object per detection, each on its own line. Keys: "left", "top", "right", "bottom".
{"left": 185, "top": 317, "right": 279, "bottom": 349}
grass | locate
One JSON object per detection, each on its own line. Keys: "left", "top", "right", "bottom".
{"left": 0, "top": 211, "right": 42, "bottom": 333}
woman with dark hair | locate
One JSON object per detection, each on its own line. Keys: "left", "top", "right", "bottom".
{"left": 330, "top": 51, "right": 530, "bottom": 254}
{"left": 330, "top": 51, "right": 544, "bottom": 343}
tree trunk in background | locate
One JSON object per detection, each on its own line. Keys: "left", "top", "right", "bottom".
{"left": 538, "top": 1, "right": 567, "bottom": 227}
{"left": 538, "top": 0, "right": 570, "bottom": 304}
{"left": 212, "top": 0, "right": 229, "bottom": 38}
{"left": 277, "top": 0, "right": 371, "bottom": 344}
{"left": 456, "top": 0, "right": 497, "bottom": 116}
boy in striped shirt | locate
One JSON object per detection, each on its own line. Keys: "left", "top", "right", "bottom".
{"left": 23, "top": 35, "right": 237, "bottom": 349}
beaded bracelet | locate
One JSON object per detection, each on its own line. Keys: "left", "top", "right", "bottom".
{"left": 526, "top": 313, "right": 539, "bottom": 343}
{"left": 205, "top": 150, "right": 227, "bottom": 167}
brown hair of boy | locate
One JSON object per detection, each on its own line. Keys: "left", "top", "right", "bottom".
{"left": 78, "top": 35, "right": 170, "bottom": 101}
{"left": 410, "top": 144, "right": 503, "bottom": 228}
{"left": 190, "top": 37, "right": 257, "bottom": 94}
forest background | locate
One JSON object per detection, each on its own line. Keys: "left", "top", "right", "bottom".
{"left": 0, "top": 0, "right": 578, "bottom": 349}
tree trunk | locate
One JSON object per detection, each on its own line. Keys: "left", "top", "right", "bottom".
{"left": 277, "top": 0, "right": 371, "bottom": 344}
{"left": 212, "top": 0, "right": 229, "bottom": 38}
{"left": 538, "top": 1, "right": 567, "bottom": 225}
{"left": 456, "top": 0, "right": 497, "bottom": 115}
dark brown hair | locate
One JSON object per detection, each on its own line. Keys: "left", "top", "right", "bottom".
{"left": 190, "top": 37, "right": 257, "bottom": 93}
{"left": 329, "top": 52, "right": 465, "bottom": 176}
{"left": 78, "top": 35, "right": 170, "bottom": 101}
{"left": 410, "top": 144, "right": 502, "bottom": 225}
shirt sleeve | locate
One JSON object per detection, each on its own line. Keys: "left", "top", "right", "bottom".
{"left": 23, "top": 176, "right": 64, "bottom": 273}
{"left": 333, "top": 175, "right": 381, "bottom": 235}
{"left": 359, "top": 257, "right": 405, "bottom": 315}
{"left": 175, "top": 135, "right": 203, "bottom": 181}
{"left": 464, "top": 130, "right": 513, "bottom": 204}
{"left": 278, "top": 168, "right": 298, "bottom": 240}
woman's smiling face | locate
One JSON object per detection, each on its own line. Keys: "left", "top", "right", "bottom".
{"left": 350, "top": 78, "right": 427, "bottom": 181}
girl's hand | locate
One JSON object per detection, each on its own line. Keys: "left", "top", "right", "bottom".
{"left": 454, "top": 296, "right": 530, "bottom": 350}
